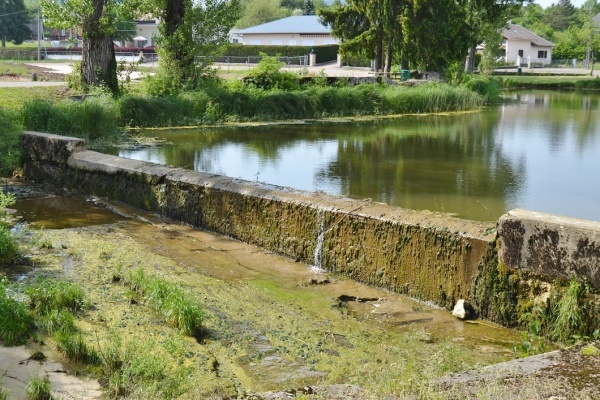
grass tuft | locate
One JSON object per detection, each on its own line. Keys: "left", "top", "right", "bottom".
{"left": 0, "top": 277, "right": 34, "bottom": 345}
{"left": 26, "top": 279, "right": 88, "bottom": 316}
{"left": 25, "top": 375, "right": 52, "bottom": 400}
{"left": 122, "top": 268, "right": 203, "bottom": 337}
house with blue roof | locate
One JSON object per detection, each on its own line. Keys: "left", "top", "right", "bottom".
{"left": 233, "top": 15, "right": 339, "bottom": 46}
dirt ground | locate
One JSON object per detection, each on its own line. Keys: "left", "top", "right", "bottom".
{"left": 0, "top": 64, "right": 65, "bottom": 82}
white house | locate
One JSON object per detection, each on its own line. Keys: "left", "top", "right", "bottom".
{"left": 122, "top": 20, "right": 160, "bottom": 48}
{"left": 234, "top": 16, "right": 339, "bottom": 46}
{"left": 501, "top": 23, "right": 554, "bottom": 66}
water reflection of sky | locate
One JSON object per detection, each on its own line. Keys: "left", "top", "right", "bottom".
{"left": 117, "top": 90, "right": 600, "bottom": 222}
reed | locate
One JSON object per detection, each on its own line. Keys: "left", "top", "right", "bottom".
{"left": 0, "top": 108, "right": 23, "bottom": 176}
{"left": 122, "top": 268, "right": 203, "bottom": 337}
{"left": 26, "top": 280, "right": 88, "bottom": 316}
{"left": 20, "top": 96, "right": 123, "bottom": 147}
{"left": 25, "top": 375, "right": 52, "bottom": 400}
{"left": 0, "top": 278, "right": 34, "bottom": 345}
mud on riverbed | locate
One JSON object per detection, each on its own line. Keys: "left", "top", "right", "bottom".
{"left": 1, "top": 191, "right": 598, "bottom": 399}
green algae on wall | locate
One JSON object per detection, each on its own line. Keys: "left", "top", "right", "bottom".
{"left": 24, "top": 131, "right": 600, "bottom": 333}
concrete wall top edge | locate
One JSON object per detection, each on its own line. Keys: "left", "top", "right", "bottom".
{"left": 502, "top": 208, "right": 600, "bottom": 232}
{"left": 69, "top": 150, "right": 175, "bottom": 179}
{"left": 23, "top": 131, "right": 86, "bottom": 143}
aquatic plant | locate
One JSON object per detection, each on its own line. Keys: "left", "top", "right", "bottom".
{"left": 25, "top": 375, "right": 52, "bottom": 400}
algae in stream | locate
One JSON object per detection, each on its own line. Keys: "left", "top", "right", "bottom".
{"left": 3, "top": 216, "right": 528, "bottom": 399}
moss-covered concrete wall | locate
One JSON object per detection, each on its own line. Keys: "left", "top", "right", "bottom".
{"left": 20, "top": 132, "right": 600, "bottom": 331}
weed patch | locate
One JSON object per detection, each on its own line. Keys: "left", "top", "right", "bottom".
{"left": 0, "top": 277, "right": 34, "bottom": 345}
{"left": 25, "top": 375, "right": 52, "bottom": 400}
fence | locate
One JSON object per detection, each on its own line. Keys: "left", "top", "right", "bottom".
{"left": 199, "top": 54, "right": 309, "bottom": 66}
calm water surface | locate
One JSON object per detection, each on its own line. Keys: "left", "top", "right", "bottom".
{"left": 113, "top": 90, "right": 600, "bottom": 222}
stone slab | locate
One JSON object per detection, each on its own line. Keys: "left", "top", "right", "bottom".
{"left": 21, "top": 131, "right": 85, "bottom": 165}
{"left": 498, "top": 209, "right": 600, "bottom": 288}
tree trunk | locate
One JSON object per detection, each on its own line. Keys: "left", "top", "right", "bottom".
{"left": 163, "top": 0, "right": 196, "bottom": 84}
{"left": 374, "top": 35, "right": 384, "bottom": 71}
{"left": 384, "top": 39, "right": 393, "bottom": 74}
{"left": 1, "top": 34, "right": 5, "bottom": 48}
{"left": 591, "top": 51, "right": 595, "bottom": 77}
{"left": 82, "top": 0, "right": 118, "bottom": 95}
{"left": 464, "top": 46, "right": 476, "bottom": 73}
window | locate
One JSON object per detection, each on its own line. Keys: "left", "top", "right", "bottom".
{"left": 288, "top": 39, "right": 297, "bottom": 45}
{"left": 518, "top": 49, "right": 524, "bottom": 57}
{"left": 271, "top": 40, "right": 283, "bottom": 45}
{"left": 302, "top": 39, "right": 315, "bottom": 46}
{"left": 249, "top": 39, "right": 261, "bottom": 45}
{"left": 538, "top": 50, "right": 547, "bottom": 59}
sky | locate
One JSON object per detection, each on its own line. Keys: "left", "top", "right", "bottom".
{"left": 533, "top": 0, "right": 587, "bottom": 8}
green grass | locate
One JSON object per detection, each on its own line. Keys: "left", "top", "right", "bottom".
{"left": 496, "top": 75, "right": 599, "bottom": 89}
{"left": 25, "top": 375, "right": 52, "bottom": 400}
{"left": 26, "top": 279, "right": 88, "bottom": 316}
{"left": 0, "top": 108, "right": 23, "bottom": 176}
{"left": 21, "top": 96, "right": 124, "bottom": 146}
{"left": 0, "top": 61, "right": 32, "bottom": 77}
{"left": 0, "top": 87, "right": 68, "bottom": 112}
{"left": 54, "top": 331, "right": 99, "bottom": 363}
{"left": 122, "top": 268, "right": 203, "bottom": 337}
{"left": 0, "top": 278, "right": 34, "bottom": 345}
{"left": 552, "top": 280, "right": 584, "bottom": 343}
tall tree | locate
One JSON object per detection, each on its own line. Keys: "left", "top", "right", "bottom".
{"left": 236, "top": 0, "right": 287, "bottom": 28}
{"left": 304, "top": 0, "right": 315, "bottom": 15}
{"left": 152, "top": 0, "right": 240, "bottom": 92}
{"left": 41, "top": 0, "right": 136, "bottom": 94}
{"left": 320, "top": 0, "right": 405, "bottom": 72}
{"left": 0, "top": 0, "right": 31, "bottom": 47}
{"left": 544, "top": 0, "right": 577, "bottom": 31}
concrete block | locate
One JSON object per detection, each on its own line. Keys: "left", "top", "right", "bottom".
{"left": 21, "top": 131, "right": 85, "bottom": 165}
{"left": 498, "top": 209, "right": 600, "bottom": 288}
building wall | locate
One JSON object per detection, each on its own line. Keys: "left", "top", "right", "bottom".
{"left": 505, "top": 39, "right": 552, "bottom": 65}
{"left": 241, "top": 33, "right": 339, "bottom": 46}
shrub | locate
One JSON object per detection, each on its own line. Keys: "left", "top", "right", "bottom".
{"left": 0, "top": 108, "right": 23, "bottom": 176}
{"left": 464, "top": 77, "right": 501, "bottom": 101}
{"left": 242, "top": 54, "right": 300, "bottom": 91}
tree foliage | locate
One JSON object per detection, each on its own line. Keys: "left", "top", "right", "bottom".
{"left": 147, "top": 0, "right": 240, "bottom": 95}
{"left": 321, "top": 0, "right": 524, "bottom": 73}
{"left": 236, "top": 0, "right": 288, "bottom": 28}
{"left": 0, "top": 0, "right": 31, "bottom": 47}
{"left": 41, "top": 0, "right": 141, "bottom": 95}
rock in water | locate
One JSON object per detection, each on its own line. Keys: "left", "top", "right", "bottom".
{"left": 452, "top": 299, "right": 475, "bottom": 320}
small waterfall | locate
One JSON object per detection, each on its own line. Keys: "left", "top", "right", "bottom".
{"left": 312, "top": 212, "right": 326, "bottom": 272}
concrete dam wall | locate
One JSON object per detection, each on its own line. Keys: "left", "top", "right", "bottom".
{"left": 21, "top": 131, "right": 600, "bottom": 328}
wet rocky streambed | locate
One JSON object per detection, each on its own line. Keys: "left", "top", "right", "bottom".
{"left": 1, "top": 182, "right": 599, "bottom": 399}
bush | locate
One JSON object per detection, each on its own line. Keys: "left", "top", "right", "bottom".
{"left": 0, "top": 108, "right": 23, "bottom": 176}
{"left": 464, "top": 77, "right": 501, "bottom": 101}
{"left": 242, "top": 54, "right": 300, "bottom": 91}
{"left": 575, "top": 77, "right": 600, "bottom": 90}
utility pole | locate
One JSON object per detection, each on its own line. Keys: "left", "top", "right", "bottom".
{"left": 37, "top": 6, "right": 41, "bottom": 61}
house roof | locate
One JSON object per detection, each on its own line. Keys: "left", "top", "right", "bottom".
{"left": 236, "top": 16, "right": 331, "bottom": 35}
{"left": 502, "top": 24, "right": 554, "bottom": 47}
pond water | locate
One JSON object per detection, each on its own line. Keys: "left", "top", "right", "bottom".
{"left": 112, "top": 90, "right": 600, "bottom": 222}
